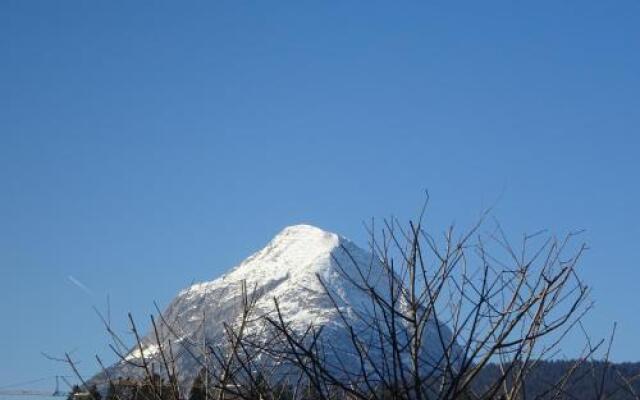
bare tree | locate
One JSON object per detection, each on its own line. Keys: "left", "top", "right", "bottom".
{"left": 262, "top": 204, "right": 595, "bottom": 400}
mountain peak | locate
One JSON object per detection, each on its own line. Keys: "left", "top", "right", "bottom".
{"left": 277, "top": 223, "right": 333, "bottom": 237}
{"left": 179, "top": 224, "right": 349, "bottom": 300}
{"left": 229, "top": 224, "right": 341, "bottom": 281}
{"left": 269, "top": 223, "right": 340, "bottom": 251}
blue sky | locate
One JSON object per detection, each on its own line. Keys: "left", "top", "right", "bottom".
{"left": 1, "top": 0, "right": 639, "bottom": 389}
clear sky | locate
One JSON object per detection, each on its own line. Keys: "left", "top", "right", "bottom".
{"left": 1, "top": 0, "right": 639, "bottom": 390}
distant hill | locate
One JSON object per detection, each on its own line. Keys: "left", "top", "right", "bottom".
{"left": 474, "top": 360, "right": 640, "bottom": 399}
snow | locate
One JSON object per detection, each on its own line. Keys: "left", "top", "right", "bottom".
{"left": 181, "top": 224, "right": 341, "bottom": 295}
{"left": 125, "top": 344, "right": 160, "bottom": 361}
{"left": 171, "top": 224, "right": 372, "bottom": 327}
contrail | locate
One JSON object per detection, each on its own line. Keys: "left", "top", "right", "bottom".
{"left": 68, "top": 275, "right": 93, "bottom": 296}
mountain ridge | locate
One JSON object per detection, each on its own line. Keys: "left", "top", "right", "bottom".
{"left": 95, "top": 224, "right": 450, "bottom": 390}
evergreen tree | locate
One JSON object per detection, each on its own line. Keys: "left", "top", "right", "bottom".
{"left": 133, "top": 375, "right": 159, "bottom": 400}
{"left": 188, "top": 369, "right": 207, "bottom": 400}
{"left": 88, "top": 384, "right": 102, "bottom": 400}
{"left": 105, "top": 383, "right": 116, "bottom": 400}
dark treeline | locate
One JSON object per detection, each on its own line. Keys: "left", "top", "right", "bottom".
{"left": 474, "top": 360, "right": 640, "bottom": 400}
{"left": 69, "top": 360, "right": 640, "bottom": 400}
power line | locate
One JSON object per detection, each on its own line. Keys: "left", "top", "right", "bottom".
{"left": 0, "top": 376, "right": 72, "bottom": 390}
{"left": 0, "top": 377, "right": 50, "bottom": 390}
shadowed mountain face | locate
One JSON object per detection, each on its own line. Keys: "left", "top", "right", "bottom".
{"left": 95, "top": 225, "right": 455, "bottom": 390}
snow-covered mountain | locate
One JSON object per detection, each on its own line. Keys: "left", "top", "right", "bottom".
{"left": 96, "top": 224, "right": 454, "bottom": 390}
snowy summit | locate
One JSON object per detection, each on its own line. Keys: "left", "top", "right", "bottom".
{"left": 176, "top": 224, "right": 375, "bottom": 329}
